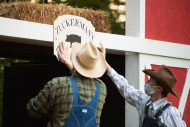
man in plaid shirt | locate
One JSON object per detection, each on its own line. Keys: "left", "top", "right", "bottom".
{"left": 27, "top": 42, "right": 107, "bottom": 127}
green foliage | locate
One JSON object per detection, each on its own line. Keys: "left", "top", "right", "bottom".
{"left": 62, "top": 0, "right": 110, "bottom": 10}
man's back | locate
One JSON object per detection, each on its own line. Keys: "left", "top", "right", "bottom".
{"left": 27, "top": 74, "right": 107, "bottom": 127}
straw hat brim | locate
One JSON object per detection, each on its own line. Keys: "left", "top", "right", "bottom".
{"left": 143, "top": 69, "right": 178, "bottom": 97}
{"left": 71, "top": 43, "right": 107, "bottom": 78}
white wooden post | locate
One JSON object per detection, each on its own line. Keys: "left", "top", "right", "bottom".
{"left": 125, "top": 0, "right": 145, "bottom": 126}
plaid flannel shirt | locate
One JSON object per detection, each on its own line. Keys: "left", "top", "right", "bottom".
{"left": 27, "top": 74, "right": 107, "bottom": 127}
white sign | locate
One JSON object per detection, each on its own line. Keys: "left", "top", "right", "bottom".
{"left": 53, "top": 15, "right": 95, "bottom": 57}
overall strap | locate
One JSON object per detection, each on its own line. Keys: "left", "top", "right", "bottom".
{"left": 145, "top": 104, "right": 150, "bottom": 115}
{"left": 154, "top": 103, "right": 171, "bottom": 118}
{"left": 88, "top": 80, "right": 101, "bottom": 108}
{"left": 144, "top": 100, "right": 152, "bottom": 115}
{"left": 69, "top": 76, "right": 101, "bottom": 107}
{"left": 69, "top": 75, "right": 80, "bottom": 106}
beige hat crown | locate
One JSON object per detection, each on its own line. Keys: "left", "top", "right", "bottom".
{"left": 71, "top": 42, "right": 106, "bottom": 78}
{"left": 76, "top": 42, "right": 99, "bottom": 69}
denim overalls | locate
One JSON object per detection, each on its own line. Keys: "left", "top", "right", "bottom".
{"left": 64, "top": 76, "right": 100, "bottom": 127}
{"left": 142, "top": 103, "right": 171, "bottom": 127}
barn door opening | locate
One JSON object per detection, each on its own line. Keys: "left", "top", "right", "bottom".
{"left": 3, "top": 54, "right": 125, "bottom": 127}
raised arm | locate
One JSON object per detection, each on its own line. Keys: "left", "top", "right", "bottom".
{"left": 98, "top": 43, "right": 148, "bottom": 107}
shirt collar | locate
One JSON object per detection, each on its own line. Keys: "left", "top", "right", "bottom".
{"left": 152, "top": 97, "right": 168, "bottom": 111}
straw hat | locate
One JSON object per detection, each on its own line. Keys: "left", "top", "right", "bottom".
{"left": 71, "top": 42, "right": 106, "bottom": 78}
{"left": 143, "top": 65, "right": 178, "bottom": 97}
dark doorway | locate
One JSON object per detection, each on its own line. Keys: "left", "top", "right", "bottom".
{"left": 3, "top": 54, "right": 125, "bottom": 127}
